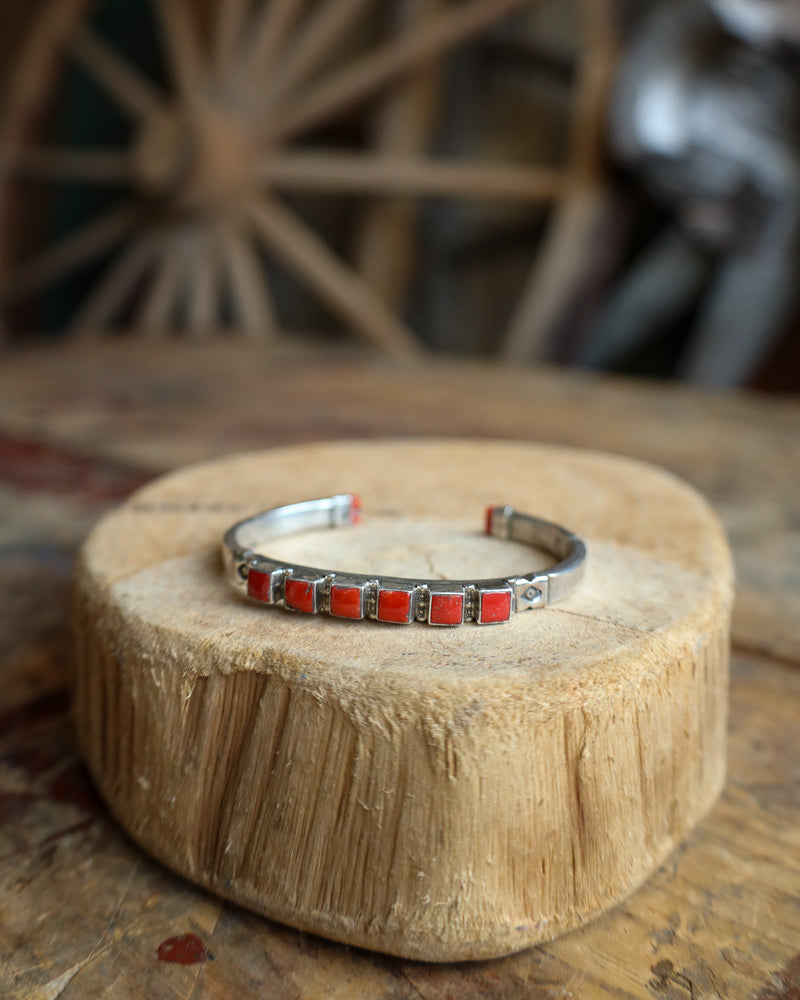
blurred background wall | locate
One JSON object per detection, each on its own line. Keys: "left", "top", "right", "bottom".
{"left": 1, "top": 0, "right": 798, "bottom": 391}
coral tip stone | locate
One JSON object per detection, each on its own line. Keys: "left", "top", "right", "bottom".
{"left": 247, "top": 568, "right": 273, "bottom": 602}
{"left": 485, "top": 506, "right": 495, "bottom": 535}
{"left": 285, "top": 578, "right": 316, "bottom": 613}
{"left": 479, "top": 589, "right": 512, "bottom": 624}
{"left": 378, "top": 589, "right": 412, "bottom": 623}
{"left": 430, "top": 592, "right": 464, "bottom": 625}
{"left": 330, "top": 585, "right": 363, "bottom": 619}
{"left": 349, "top": 495, "right": 363, "bottom": 524}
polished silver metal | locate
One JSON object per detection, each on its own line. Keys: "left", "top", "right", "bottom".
{"left": 222, "top": 495, "right": 586, "bottom": 626}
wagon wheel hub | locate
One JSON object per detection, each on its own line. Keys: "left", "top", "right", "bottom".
{"left": 132, "top": 105, "right": 254, "bottom": 212}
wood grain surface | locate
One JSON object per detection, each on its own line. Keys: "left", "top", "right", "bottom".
{"left": 0, "top": 341, "right": 797, "bottom": 664}
{"left": 1, "top": 341, "right": 799, "bottom": 996}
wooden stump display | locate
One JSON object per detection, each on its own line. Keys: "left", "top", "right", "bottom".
{"left": 73, "top": 440, "right": 733, "bottom": 962}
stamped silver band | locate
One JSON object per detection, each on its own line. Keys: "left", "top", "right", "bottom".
{"left": 222, "top": 495, "right": 586, "bottom": 626}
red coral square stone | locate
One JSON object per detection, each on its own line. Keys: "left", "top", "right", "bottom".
{"left": 429, "top": 592, "right": 464, "bottom": 626}
{"left": 285, "top": 578, "right": 317, "bottom": 613}
{"left": 330, "top": 584, "right": 363, "bottom": 619}
{"left": 377, "top": 588, "right": 413, "bottom": 623}
{"left": 247, "top": 568, "right": 274, "bottom": 603}
{"left": 349, "top": 495, "right": 363, "bottom": 525}
{"left": 479, "top": 588, "right": 512, "bottom": 624}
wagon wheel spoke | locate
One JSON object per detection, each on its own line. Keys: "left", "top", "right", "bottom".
{"left": 569, "top": 0, "right": 618, "bottom": 182}
{"left": 213, "top": 0, "right": 253, "bottom": 82}
{"left": 69, "top": 233, "right": 155, "bottom": 335}
{"left": 246, "top": 196, "right": 420, "bottom": 357}
{"left": 242, "top": 0, "right": 307, "bottom": 86}
{"left": 184, "top": 228, "right": 221, "bottom": 335}
{"left": 269, "top": 0, "right": 539, "bottom": 142}
{"left": 0, "top": 146, "right": 131, "bottom": 185}
{"left": 0, "top": 202, "right": 138, "bottom": 302}
{"left": 68, "top": 26, "right": 163, "bottom": 119}
{"left": 136, "top": 234, "right": 185, "bottom": 335}
{"left": 502, "top": 0, "right": 617, "bottom": 361}
{"left": 153, "top": 0, "right": 207, "bottom": 105}
{"left": 353, "top": 0, "right": 444, "bottom": 311}
{"left": 215, "top": 222, "right": 278, "bottom": 341}
{"left": 263, "top": 0, "right": 373, "bottom": 100}
{"left": 261, "top": 151, "right": 566, "bottom": 201}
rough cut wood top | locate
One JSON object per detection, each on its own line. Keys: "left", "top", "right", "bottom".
{"left": 1, "top": 341, "right": 799, "bottom": 996}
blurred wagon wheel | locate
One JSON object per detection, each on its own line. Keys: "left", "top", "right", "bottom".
{"left": 0, "top": 0, "right": 612, "bottom": 355}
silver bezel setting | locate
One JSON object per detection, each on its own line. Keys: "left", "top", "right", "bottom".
{"left": 476, "top": 584, "right": 514, "bottom": 625}
{"left": 284, "top": 573, "right": 325, "bottom": 614}
{"left": 375, "top": 581, "right": 418, "bottom": 624}
{"left": 427, "top": 584, "right": 466, "bottom": 627}
{"left": 329, "top": 575, "right": 370, "bottom": 620}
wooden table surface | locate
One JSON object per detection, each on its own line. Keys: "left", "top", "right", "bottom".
{"left": 1, "top": 341, "right": 799, "bottom": 999}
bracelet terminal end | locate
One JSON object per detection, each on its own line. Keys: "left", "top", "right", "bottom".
{"left": 485, "top": 504, "right": 514, "bottom": 539}
{"left": 329, "top": 494, "right": 362, "bottom": 527}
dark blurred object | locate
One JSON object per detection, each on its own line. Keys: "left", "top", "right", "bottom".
{"left": 575, "top": 0, "right": 800, "bottom": 388}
